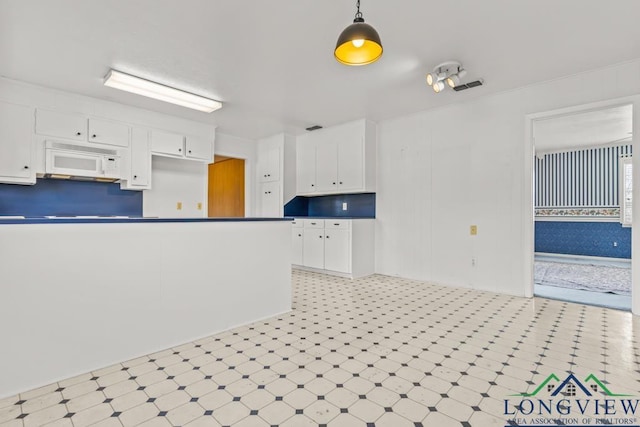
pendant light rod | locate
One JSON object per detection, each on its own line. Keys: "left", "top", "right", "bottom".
{"left": 354, "top": 0, "right": 363, "bottom": 21}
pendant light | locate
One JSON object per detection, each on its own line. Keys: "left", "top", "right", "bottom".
{"left": 334, "top": 0, "right": 383, "bottom": 66}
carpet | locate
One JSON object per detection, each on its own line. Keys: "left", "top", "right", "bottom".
{"left": 534, "top": 260, "right": 631, "bottom": 295}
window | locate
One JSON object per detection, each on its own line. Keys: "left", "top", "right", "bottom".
{"left": 620, "top": 156, "right": 633, "bottom": 226}
{"left": 565, "top": 383, "right": 576, "bottom": 397}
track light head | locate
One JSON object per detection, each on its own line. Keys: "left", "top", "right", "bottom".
{"left": 433, "top": 81, "right": 445, "bottom": 93}
{"left": 446, "top": 75, "right": 460, "bottom": 88}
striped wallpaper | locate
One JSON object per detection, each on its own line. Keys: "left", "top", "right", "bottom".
{"left": 535, "top": 144, "right": 632, "bottom": 208}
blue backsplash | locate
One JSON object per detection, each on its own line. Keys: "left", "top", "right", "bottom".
{"left": 284, "top": 193, "right": 375, "bottom": 218}
{"left": 535, "top": 221, "right": 631, "bottom": 259}
{"left": 0, "top": 179, "right": 143, "bottom": 217}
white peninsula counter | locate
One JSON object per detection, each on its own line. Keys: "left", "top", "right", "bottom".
{"left": 0, "top": 217, "right": 292, "bottom": 398}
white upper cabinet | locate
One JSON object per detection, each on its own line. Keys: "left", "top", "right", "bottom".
{"left": 36, "top": 109, "right": 130, "bottom": 147}
{"left": 315, "top": 138, "right": 338, "bottom": 192}
{"left": 255, "top": 133, "right": 296, "bottom": 217}
{"left": 296, "top": 119, "right": 375, "bottom": 196}
{"left": 296, "top": 134, "right": 317, "bottom": 194}
{"left": 0, "top": 102, "right": 35, "bottom": 184}
{"left": 151, "top": 130, "right": 184, "bottom": 157}
{"left": 151, "top": 130, "right": 213, "bottom": 162}
{"left": 121, "top": 127, "right": 151, "bottom": 190}
{"left": 36, "top": 109, "right": 86, "bottom": 142}
{"left": 185, "top": 135, "right": 213, "bottom": 161}
{"left": 257, "top": 142, "right": 281, "bottom": 183}
{"left": 88, "top": 118, "right": 130, "bottom": 147}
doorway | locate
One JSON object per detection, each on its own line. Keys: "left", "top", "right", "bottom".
{"left": 529, "top": 103, "right": 633, "bottom": 310}
{"left": 208, "top": 155, "right": 245, "bottom": 217}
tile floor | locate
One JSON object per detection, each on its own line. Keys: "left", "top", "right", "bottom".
{"left": 1, "top": 270, "right": 639, "bottom": 427}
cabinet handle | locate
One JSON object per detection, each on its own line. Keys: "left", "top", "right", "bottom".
{"left": 311, "top": 222, "right": 316, "bottom": 225}
{"left": 188, "top": 150, "right": 192, "bottom": 153}
{"left": 133, "top": 175, "right": 137, "bottom": 179}
{"left": 23, "top": 165, "right": 29, "bottom": 169}
{"left": 178, "top": 148, "right": 182, "bottom": 152}
{"left": 264, "top": 174, "right": 267, "bottom": 177}
{"left": 332, "top": 182, "right": 336, "bottom": 185}
{"left": 334, "top": 223, "right": 339, "bottom": 226}
{"left": 319, "top": 235, "right": 323, "bottom": 238}
{"left": 92, "top": 134, "right": 97, "bottom": 138}
{"left": 298, "top": 234, "right": 302, "bottom": 237}
{"left": 76, "top": 132, "right": 82, "bottom": 136}
{"left": 311, "top": 184, "right": 315, "bottom": 187}
{"left": 339, "top": 181, "right": 343, "bottom": 184}
{"left": 326, "top": 235, "right": 330, "bottom": 239}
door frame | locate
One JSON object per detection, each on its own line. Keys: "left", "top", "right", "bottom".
{"left": 523, "top": 95, "right": 640, "bottom": 315}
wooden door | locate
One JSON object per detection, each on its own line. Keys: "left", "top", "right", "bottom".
{"left": 208, "top": 158, "right": 245, "bottom": 217}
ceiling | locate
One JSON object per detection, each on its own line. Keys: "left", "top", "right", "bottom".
{"left": 534, "top": 104, "right": 633, "bottom": 153}
{"left": 2, "top": 1, "right": 640, "bottom": 140}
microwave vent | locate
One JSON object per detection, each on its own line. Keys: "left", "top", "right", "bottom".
{"left": 47, "top": 141, "right": 118, "bottom": 156}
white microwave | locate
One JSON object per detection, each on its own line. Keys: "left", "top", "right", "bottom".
{"left": 44, "top": 141, "right": 121, "bottom": 180}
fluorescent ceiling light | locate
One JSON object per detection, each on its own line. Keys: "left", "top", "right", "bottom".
{"left": 103, "top": 70, "right": 222, "bottom": 113}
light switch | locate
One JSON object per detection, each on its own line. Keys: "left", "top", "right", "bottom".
{"left": 177, "top": 202, "right": 183, "bottom": 210}
{"left": 197, "top": 202, "right": 202, "bottom": 210}
{"left": 470, "top": 225, "right": 477, "bottom": 235}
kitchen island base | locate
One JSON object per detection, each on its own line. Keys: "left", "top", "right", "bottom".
{"left": 0, "top": 219, "right": 292, "bottom": 398}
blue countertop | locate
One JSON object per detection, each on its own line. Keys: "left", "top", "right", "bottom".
{"left": 0, "top": 217, "right": 294, "bottom": 225}
{"left": 291, "top": 216, "right": 375, "bottom": 220}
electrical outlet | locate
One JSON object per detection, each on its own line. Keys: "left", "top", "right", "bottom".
{"left": 177, "top": 202, "right": 182, "bottom": 210}
{"left": 471, "top": 258, "right": 476, "bottom": 267}
{"left": 197, "top": 202, "right": 202, "bottom": 210}
{"left": 613, "top": 241, "right": 618, "bottom": 247}
{"left": 342, "top": 202, "right": 348, "bottom": 211}
{"left": 470, "top": 225, "right": 477, "bottom": 235}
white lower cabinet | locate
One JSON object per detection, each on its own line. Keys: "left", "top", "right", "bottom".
{"left": 291, "top": 221, "right": 304, "bottom": 266}
{"left": 302, "top": 220, "right": 325, "bottom": 269}
{"left": 292, "top": 218, "right": 375, "bottom": 278}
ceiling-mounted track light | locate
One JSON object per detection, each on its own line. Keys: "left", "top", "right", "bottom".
{"left": 426, "top": 61, "right": 479, "bottom": 94}
{"left": 334, "top": 0, "right": 383, "bottom": 66}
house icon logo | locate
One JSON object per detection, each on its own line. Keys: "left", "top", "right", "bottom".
{"left": 512, "top": 373, "right": 632, "bottom": 398}
{"left": 504, "top": 373, "right": 638, "bottom": 426}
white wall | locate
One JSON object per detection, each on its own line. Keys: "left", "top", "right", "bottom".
{"left": 215, "top": 132, "right": 257, "bottom": 217}
{"left": 376, "top": 59, "right": 640, "bottom": 301}
{"left": 143, "top": 156, "right": 208, "bottom": 217}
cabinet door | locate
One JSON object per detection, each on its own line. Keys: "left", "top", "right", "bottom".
{"left": 324, "top": 228, "right": 351, "bottom": 273}
{"left": 296, "top": 136, "right": 317, "bottom": 194}
{"left": 129, "top": 128, "right": 151, "bottom": 187}
{"left": 151, "top": 130, "right": 184, "bottom": 157}
{"left": 315, "top": 138, "right": 338, "bottom": 192}
{"left": 89, "top": 118, "right": 130, "bottom": 147}
{"left": 36, "top": 109, "right": 86, "bottom": 141}
{"left": 185, "top": 136, "right": 213, "bottom": 161}
{"left": 0, "top": 102, "right": 34, "bottom": 183}
{"left": 303, "top": 229, "right": 325, "bottom": 269}
{"left": 258, "top": 144, "right": 280, "bottom": 182}
{"left": 337, "top": 129, "right": 364, "bottom": 191}
{"left": 260, "top": 181, "right": 281, "bottom": 217}
{"left": 291, "top": 227, "right": 304, "bottom": 265}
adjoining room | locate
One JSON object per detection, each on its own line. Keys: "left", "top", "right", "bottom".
{"left": 533, "top": 104, "right": 633, "bottom": 310}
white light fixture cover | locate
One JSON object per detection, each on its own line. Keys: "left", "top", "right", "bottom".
{"left": 427, "top": 61, "right": 468, "bottom": 93}
{"left": 104, "top": 70, "right": 222, "bottom": 113}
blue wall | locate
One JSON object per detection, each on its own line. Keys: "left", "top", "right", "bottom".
{"left": 285, "top": 193, "right": 375, "bottom": 218}
{"left": 0, "top": 179, "right": 143, "bottom": 217}
{"left": 535, "top": 221, "right": 631, "bottom": 259}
